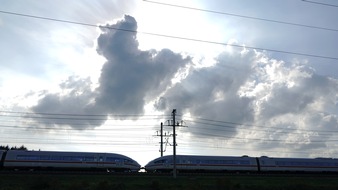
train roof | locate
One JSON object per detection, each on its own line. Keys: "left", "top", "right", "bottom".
{"left": 6, "top": 150, "right": 134, "bottom": 159}
{"left": 259, "top": 156, "right": 337, "bottom": 160}
{"left": 153, "top": 155, "right": 338, "bottom": 161}
{"left": 153, "top": 155, "right": 255, "bottom": 159}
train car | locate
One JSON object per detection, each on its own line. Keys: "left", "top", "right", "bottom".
{"left": 145, "top": 155, "right": 258, "bottom": 173}
{"left": 258, "top": 156, "right": 338, "bottom": 173}
{"left": 3, "top": 150, "right": 140, "bottom": 172}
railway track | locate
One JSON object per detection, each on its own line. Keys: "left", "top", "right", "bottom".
{"left": 1, "top": 170, "right": 338, "bottom": 178}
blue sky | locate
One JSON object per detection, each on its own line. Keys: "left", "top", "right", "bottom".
{"left": 0, "top": 0, "right": 338, "bottom": 166}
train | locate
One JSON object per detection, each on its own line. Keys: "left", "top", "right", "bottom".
{"left": 2, "top": 150, "right": 338, "bottom": 174}
{"left": 0, "top": 150, "right": 140, "bottom": 172}
{"left": 145, "top": 155, "right": 338, "bottom": 173}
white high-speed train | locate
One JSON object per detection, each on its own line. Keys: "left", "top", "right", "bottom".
{"left": 145, "top": 155, "right": 338, "bottom": 173}
{"left": 0, "top": 150, "right": 140, "bottom": 172}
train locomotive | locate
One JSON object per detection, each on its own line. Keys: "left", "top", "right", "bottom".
{"left": 0, "top": 150, "right": 141, "bottom": 172}
{"left": 2, "top": 150, "right": 338, "bottom": 174}
{"left": 145, "top": 155, "right": 338, "bottom": 173}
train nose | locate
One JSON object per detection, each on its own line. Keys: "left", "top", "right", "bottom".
{"left": 144, "top": 163, "right": 153, "bottom": 171}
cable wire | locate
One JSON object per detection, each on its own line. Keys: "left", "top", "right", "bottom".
{"left": 184, "top": 119, "right": 338, "bottom": 133}
{"left": 301, "top": 0, "right": 338, "bottom": 7}
{"left": 143, "top": 0, "right": 338, "bottom": 32}
{"left": 0, "top": 10, "right": 337, "bottom": 60}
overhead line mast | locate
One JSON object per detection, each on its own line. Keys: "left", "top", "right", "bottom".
{"left": 156, "top": 109, "right": 187, "bottom": 178}
{"left": 172, "top": 109, "right": 177, "bottom": 178}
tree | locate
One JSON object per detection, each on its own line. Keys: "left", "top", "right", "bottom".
{"left": 0, "top": 145, "right": 28, "bottom": 150}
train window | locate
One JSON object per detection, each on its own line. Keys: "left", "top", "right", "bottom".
{"left": 240, "top": 161, "right": 250, "bottom": 165}
{"left": 63, "top": 156, "right": 83, "bottom": 161}
{"left": 50, "top": 156, "right": 62, "bottom": 161}
{"left": 154, "top": 159, "right": 165, "bottom": 164}
{"left": 116, "top": 159, "right": 123, "bottom": 162}
{"left": 17, "top": 155, "right": 40, "bottom": 160}
{"left": 106, "top": 157, "right": 123, "bottom": 162}
{"left": 124, "top": 159, "right": 133, "bottom": 164}
{"left": 84, "top": 157, "right": 95, "bottom": 162}
{"left": 99, "top": 157, "right": 104, "bottom": 162}
{"left": 40, "top": 155, "right": 50, "bottom": 160}
{"left": 276, "top": 161, "right": 285, "bottom": 166}
{"left": 106, "top": 157, "right": 114, "bottom": 162}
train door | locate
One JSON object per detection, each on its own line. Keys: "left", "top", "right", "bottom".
{"left": 97, "top": 154, "right": 105, "bottom": 168}
{"left": 163, "top": 159, "right": 170, "bottom": 169}
{"left": 116, "top": 158, "right": 123, "bottom": 168}
{"left": 181, "top": 158, "right": 187, "bottom": 170}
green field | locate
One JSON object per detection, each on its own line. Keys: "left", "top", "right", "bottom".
{"left": 0, "top": 174, "right": 338, "bottom": 190}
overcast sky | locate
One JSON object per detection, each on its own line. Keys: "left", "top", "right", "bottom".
{"left": 1, "top": 0, "right": 338, "bottom": 166}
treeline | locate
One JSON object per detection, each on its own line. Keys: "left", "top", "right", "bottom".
{"left": 0, "top": 145, "right": 28, "bottom": 150}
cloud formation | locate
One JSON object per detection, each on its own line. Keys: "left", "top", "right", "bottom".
{"left": 30, "top": 15, "right": 338, "bottom": 156}
{"left": 25, "top": 13, "right": 338, "bottom": 155}
{"left": 155, "top": 48, "right": 338, "bottom": 154}
{"left": 95, "top": 15, "right": 190, "bottom": 116}
{"left": 31, "top": 15, "right": 191, "bottom": 128}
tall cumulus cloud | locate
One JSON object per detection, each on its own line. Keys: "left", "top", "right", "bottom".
{"left": 31, "top": 15, "right": 191, "bottom": 129}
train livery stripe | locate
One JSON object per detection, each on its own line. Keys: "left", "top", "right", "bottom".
{"left": 178, "top": 164, "right": 257, "bottom": 168}
{"left": 261, "top": 165, "right": 338, "bottom": 169}
{"left": 149, "top": 163, "right": 258, "bottom": 168}
{"left": 4, "top": 160, "right": 139, "bottom": 167}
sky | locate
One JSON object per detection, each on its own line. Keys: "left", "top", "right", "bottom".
{"left": 0, "top": 0, "right": 338, "bottom": 166}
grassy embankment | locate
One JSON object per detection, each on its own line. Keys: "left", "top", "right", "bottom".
{"left": 0, "top": 174, "right": 338, "bottom": 190}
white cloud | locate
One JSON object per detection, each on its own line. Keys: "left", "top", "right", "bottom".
{"left": 155, "top": 43, "right": 338, "bottom": 157}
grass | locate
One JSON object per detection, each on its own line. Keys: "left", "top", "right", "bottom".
{"left": 0, "top": 174, "right": 338, "bottom": 190}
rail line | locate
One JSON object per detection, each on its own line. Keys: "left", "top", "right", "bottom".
{"left": 1, "top": 170, "right": 338, "bottom": 178}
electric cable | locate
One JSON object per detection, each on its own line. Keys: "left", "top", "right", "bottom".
{"left": 0, "top": 10, "right": 337, "bottom": 60}
{"left": 301, "top": 0, "right": 338, "bottom": 7}
{"left": 143, "top": 0, "right": 338, "bottom": 32}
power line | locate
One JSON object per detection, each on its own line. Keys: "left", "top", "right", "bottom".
{"left": 1, "top": 110, "right": 336, "bottom": 136}
{"left": 184, "top": 119, "right": 338, "bottom": 134}
{"left": 1, "top": 114, "right": 335, "bottom": 136}
{"left": 0, "top": 10, "right": 338, "bottom": 61}
{"left": 181, "top": 115, "right": 264, "bottom": 127}
{"left": 190, "top": 127, "right": 335, "bottom": 138}
{"left": 0, "top": 110, "right": 169, "bottom": 118}
{"left": 182, "top": 130, "right": 338, "bottom": 143}
{"left": 0, "top": 124, "right": 155, "bottom": 131}
{"left": 0, "top": 114, "right": 165, "bottom": 122}
{"left": 177, "top": 145, "right": 322, "bottom": 156}
{"left": 301, "top": 0, "right": 338, "bottom": 7}
{"left": 143, "top": 0, "right": 338, "bottom": 32}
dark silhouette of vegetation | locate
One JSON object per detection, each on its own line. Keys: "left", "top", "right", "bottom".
{"left": 0, "top": 145, "right": 28, "bottom": 150}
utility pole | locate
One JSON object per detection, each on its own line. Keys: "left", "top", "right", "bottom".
{"left": 172, "top": 109, "right": 177, "bottom": 178}
{"left": 160, "top": 122, "right": 163, "bottom": 157}
{"left": 156, "top": 122, "right": 170, "bottom": 157}
{"left": 157, "top": 109, "right": 187, "bottom": 178}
